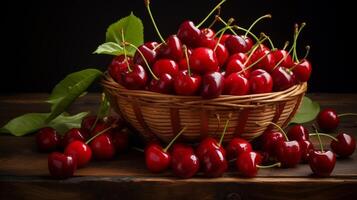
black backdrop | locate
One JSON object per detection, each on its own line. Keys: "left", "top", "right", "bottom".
{"left": 1, "top": 0, "right": 350, "bottom": 93}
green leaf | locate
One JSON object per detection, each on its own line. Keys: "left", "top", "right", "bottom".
{"left": 104, "top": 12, "right": 144, "bottom": 55}
{"left": 47, "top": 69, "right": 103, "bottom": 122}
{"left": 93, "top": 42, "right": 126, "bottom": 56}
{"left": 290, "top": 96, "right": 320, "bottom": 124}
{"left": 0, "top": 112, "right": 88, "bottom": 136}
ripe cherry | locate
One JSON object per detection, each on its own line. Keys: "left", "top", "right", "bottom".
{"left": 81, "top": 115, "right": 100, "bottom": 132}
{"left": 287, "top": 124, "right": 309, "bottom": 141}
{"left": 236, "top": 151, "right": 262, "bottom": 177}
{"left": 177, "top": 21, "right": 201, "bottom": 47}
{"left": 225, "top": 58, "right": 249, "bottom": 77}
{"left": 227, "top": 53, "right": 248, "bottom": 64}
{"left": 331, "top": 133, "right": 356, "bottom": 157}
{"left": 171, "top": 144, "right": 200, "bottom": 178}
{"left": 292, "top": 59, "right": 312, "bottom": 82}
{"left": 226, "top": 138, "right": 252, "bottom": 160}
{"left": 149, "top": 73, "right": 174, "bottom": 94}
{"left": 249, "top": 69, "right": 273, "bottom": 94}
{"left": 261, "top": 130, "right": 284, "bottom": 156}
{"left": 89, "top": 134, "right": 116, "bottom": 160}
{"left": 48, "top": 152, "right": 76, "bottom": 179}
{"left": 133, "top": 43, "right": 157, "bottom": 66}
{"left": 61, "top": 128, "right": 87, "bottom": 148}
{"left": 111, "top": 128, "right": 130, "bottom": 153}
{"left": 152, "top": 59, "right": 179, "bottom": 77}
{"left": 317, "top": 108, "right": 339, "bottom": 132}
{"left": 174, "top": 70, "right": 202, "bottom": 96}
{"left": 271, "top": 66, "right": 296, "bottom": 91}
{"left": 272, "top": 49, "right": 293, "bottom": 68}
{"left": 158, "top": 35, "right": 184, "bottom": 61}
{"left": 214, "top": 43, "right": 229, "bottom": 67}
{"left": 64, "top": 141, "right": 92, "bottom": 168}
{"left": 223, "top": 73, "right": 249, "bottom": 95}
{"left": 189, "top": 47, "right": 219, "bottom": 73}
{"left": 108, "top": 55, "right": 133, "bottom": 83}
{"left": 298, "top": 140, "right": 314, "bottom": 163}
{"left": 225, "top": 35, "right": 248, "bottom": 54}
{"left": 201, "top": 71, "right": 224, "bottom": 99}
{"left": 121, "top": 64, "right": 148, "bottom": 90}
{"left": 36, "top": 127, "right": 61, "bottom": 152}
{"left": 251, "top": 50, "right": 276, "bottom": 72}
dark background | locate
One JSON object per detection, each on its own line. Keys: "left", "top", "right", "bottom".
{"left": 1, "top": 0, "right": 349, "bottom": 93}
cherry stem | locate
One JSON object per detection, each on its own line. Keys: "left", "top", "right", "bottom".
{"left": 289, "top": 46, "right": 311, "bottom": 71}
{"left": 233, "top": 25, "right": 260, "bottom": 42}
{"left": 238, "top": 50, "right": 270, "bottom": 74}
{"left": 182, "top": 45, "right": 191, "bottom": 76}
{"left": 259, "top": 122, "right": 288, "bottom": 141}
{"left": 312, "top": 125, "right": 324, "bottom": 152}
{"left": 243, "top": 36, "right": 268, "bottom": 66}
{"left": 338, "top": 113, "right": 357, "bottom": 117}
{"left": 257, "top": 162, "right": 281, "bottom": 169}
{"left": 197, "top": 0, "right": 227, "bottom": 28}
{"left": 219, "top": 113, "right": 232, "bottom": 146}
{"left": 163, "top": 126, "right": 187, "bottom": 152}
{"left": 272, "top": 42, "right": 295, "bottom": 71}
{"left": 244, "top": 14, "right": 272, "bottom": 38}
{"left": 89, "top": 93, "right": 107, "bottom": 132}
{"left": 215, "top": 16, "right": 260, "bottom": 42}
{"left": 125, "top": 42, "right": 159, "bottom": 80}
{"left": 309, "top": 133, "right": 338, "bottom": 142}
{"left": 121, "top": 29, "right": 131, "bottom": 72}
{"left": 214, "top": 18, "right": 234, "bottom": 51}
{"left": 145, "top": 0, "right": 166, "bottom": 44}
{"left": 260, "top": 32, "right": 276, "bottom": 50}
{"left": 85, "top": 125, "right": 115, "bottom": 144}
{"left": 282, "top": 41, "right": 289, "bottom": 50}
{"left": 208, "top": 7, "right": 221, "bottom": 29}
{"left": 292, "top": 22, "right": 306, "bottom": 63}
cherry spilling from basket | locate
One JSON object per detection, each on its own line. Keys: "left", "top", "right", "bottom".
{"left": 108, "top": 0, "right": 312, "bottom": 99}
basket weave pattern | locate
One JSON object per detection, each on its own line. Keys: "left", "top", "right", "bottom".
{"left": 102, "top": 74, "right": 307, "bottom": 143}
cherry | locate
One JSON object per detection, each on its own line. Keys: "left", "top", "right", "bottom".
{"left": 152, "top": 59, "right": 179, "bottom": 77}
{"left": 271, "top": 66, "right": 296, "bottom": 91}
{"left": 81, "top": 115, "right": 100, "bottom": 132}
{"left": 261, "top": 130, "right": 284, "bottom": 156}
{"left": 249, "top": 69, "right": 273, "bottom": 94}
{"left": 174, "top": 70, "right": 202, "bottom": 95}
{"left": 272, "top": 50, "right": 294, "bottom": 68}
{"left": 201, "top": 28, "right": 215, "bottom": 39}
{"left": 226, "top": 53, "right": 248, "bottom": 65}
{"left": 331, "top": 133, "right": 356, "bottom": 157}
{"left": 298, "top": 140, "right": 314, "bottom": 163}
{"left": 201, "top": 71, "right": 224, "bottom": 99}
{"left": 89, "top": 134, "right": 116, "bottom": 160}
{"left": 223, "top": 72, "right": 249, "bottom": 95}
{"left": 171, "top": 144, "right": 200, "bottom": 178}
{"left": 158, "top": 35, "right": 184, "bottom": 61}
{"left": 287, "top": 124, "right": 309, "bottom": 141}
{"left": 226, "top": 138, "right": 252, "bottom": 160}
{"left": 177, "top": 21, "right": 201, "bottom": 47}
{"left": 225, "top": 58, "right": 249, "bottom": 77}
{"left": 316, "top": 108, "right": 339, "bottom": 132}
{"left": 189, "top": 47, "right": 219, "bottom": 73}
{"left": 144, "top": 41, "right": 159, "bottom": 50}
{"left": 235, "top": 151, "right": 262, "bottom": 177}
{"left": 218, "top": 34, "right": 231, "bottom": 44}
{"left": 149, "top": 73, "right": 174, "bottom": 94}
{"left": 111, "top": 127, "right": 130, "bottom": 153}
{"left": 48, "top": 152, "right": 76, "bottom": 179}
{"left": 214, "top": 43, "right": 229, "bottom": 67}
{"left": 61, "top": 128, "right": 87, "bottom": 148}
{"left": 36, "top": 127, "right": 61, "bottom": 152}
{"left": 241, "top": 35, "right": 254, "bottom": 51}
{"left": 225, "top": 35, "right": 248, "bottom": 54}
{"left": 64, "top": 141, "right": 92, "bottom": 168}
{"left": 292, "top": 59, "right": 312, "bottom": 82}
{"left": 196, "top": 137, "right": 222, "bottom": 161}
{"left": 90, "top": 122, "right": 111, "bottom": 137}
{"left": 133, "top": 43, "right": 157, "bottom": 67}
{"left": 250, "top": 49, "right": 276, "bottom": 72}
{"left": 108, "top": 55, "right": 133, "bottom": 83}
{"left": 121, "top": 64, "right": 148, "bottom": 90}
{"left": 145, "top": 127, "right": 186, "bottom": 173}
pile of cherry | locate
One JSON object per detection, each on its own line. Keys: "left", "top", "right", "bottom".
{"left": 108, "top": 0, "right": 312, "bottom": 98}
{"left": 39, "top": 108, "right": 356, "bottom": 179}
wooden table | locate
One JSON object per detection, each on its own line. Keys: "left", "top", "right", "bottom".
{"left": 1, "top": 94, "right": 357, "bottom": 200}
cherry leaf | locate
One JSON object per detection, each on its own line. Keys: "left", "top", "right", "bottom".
{"left": 290, "top": 96, "right": 320, "bottom": 124}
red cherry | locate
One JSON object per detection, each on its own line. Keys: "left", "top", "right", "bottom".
{"left": 201, "top": 147, "right": 228, "bottom": 177}
{"left": 276, "top": 140, "right": 301, "bottom": 168}
{"left": 158, "top": 35, "right": 184, "bottom": 61}
{"left": 174, "top": 70, "right": 202, "bottom": 95}
{"left": 90, "top": 122, "right": 111, "bottom": 137}
{"left": 309, "top": 150, "right": 336, "bottom": 177}
{"left": 241, "top": 35, "right": 254, "bottom": 51}
{"left": 48, "top": 152, "right": 76, "bottom": 179}
{"left": 171, "top": 144, "right": 200, "bottom": 178}
{"left": 64, "top": 141, "right": 92, "bottom": 168}
{"left": 133, "top": 43, "right": 157, "bottom": 66}
{"left": 218, "top": 34, "right": 231, "bottom": 44}
{"left": 293, "top": 59, "right": 312, "bottom": 82}
{"left": 249, "top": 69, "right": 273, "bottom": 94}
{"left": 317, "top": 108, "right": 339, "bottom": 132}
{"left": 111, "top": 128, "right": 130, "bottom": 153}
{"left": 225, "top": 58, "right": 249, "bottom": 77}
{"left": 89, "top": 134, "right": 116, "bottom": 160}
{"left": 153, "top": 59, "right": 179, "bottom": 77}
{"left": 287, "top": 125, "right": 309, "bottom": 141}
{"left": 201, "top": 72, "right": 224, "bottom": 99}
{"left": 298, "top": 140, "right": 314, "bottom": 163}
{"left": 261, "top": 130, "right": 284, "bottom": 156}
{"left": 227, "top": 53, "right": 248, "bottom": 65}
{"left": 226, "top": 138, "right": 252, "bottom": 160}
{"left": 145, "top": 144, "right": 171, "bottom": 173}
{"left": 272, "top": 49, "right": 294, "bottom": 68}
{"left": 61, "top": 128, "right": 87, "bottom": 148}
{"left": 331, "top": 133, "right": 356, "bottom": 157}
{"left": 81, "top": 115, "right": 100, "bottom": 132}
{"left": 251, "top": 50, "right": 276, "bottom": 72}
{"left": 177, "top": 21, "right": 201, "bottom": 47}
{"left": 223, "top": 73, "right": 249, "bottom": 95}
{"left": 236, "top": 151, "right": 262, "bottom": 177}
{"left": 196, "top": 137, "right": 222, "bottom": 161}
{"left": 201, "top": 28, "right": 215, "bottom": 39}
{"left": 271, "top": 66, "right": 296, "bottom": 91}
{"left": 225, "top": 35, "right": 248, "bottom": 54}
{"left": 36, "top": 127, "right": 61, "bottom": 152}
{"left": 121, "top": 64, "right": 148, "bottom": 90}
{"left": 149, "top": 73, "right": 174, "bottom": 94}
{"left": 214, "top": 43, "right": 229, "bottom": 67}
{"left": 189, "top": 47, "right": 219, "bottom": 73}
{"left": 108, "top": 55, "right": 133, "bottom": 83}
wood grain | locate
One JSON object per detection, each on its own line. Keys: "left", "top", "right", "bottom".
{"left": 1, "top": 93, "right": 357, "bottom": 200}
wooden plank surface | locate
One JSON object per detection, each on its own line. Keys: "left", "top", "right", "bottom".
{"left": 1, "top": 93, "right": 357, "bottom": 200}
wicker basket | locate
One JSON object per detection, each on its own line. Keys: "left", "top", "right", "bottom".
{"left": 102, "top": 74, "right": 307, "bottom": 144}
